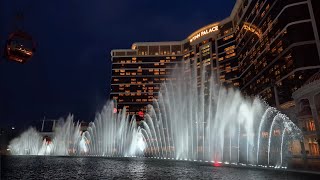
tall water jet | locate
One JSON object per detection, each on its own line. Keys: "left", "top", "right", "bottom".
{"left": 142, "top": 59, "right": 303, "bottom": 167}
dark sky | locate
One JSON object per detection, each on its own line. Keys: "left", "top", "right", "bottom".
{"left": 0, "top": 0, "right": 235, "bottom": 129}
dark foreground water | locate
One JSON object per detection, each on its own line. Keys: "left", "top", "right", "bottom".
{"left": 1, "top": 156, "right": 320, "bottom": 180}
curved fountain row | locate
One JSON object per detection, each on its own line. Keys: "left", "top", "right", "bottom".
{"left": 141, "top": 61, "right": 303, "bottom": 168}
{"left": 8, "top": 60, "right": 303, "bottom": 168}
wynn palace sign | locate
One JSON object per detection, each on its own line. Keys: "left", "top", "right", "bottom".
{"left": 189, "top": 25, "right": 219, "bottom": 43}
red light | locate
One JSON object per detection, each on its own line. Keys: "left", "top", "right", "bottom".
{"left": 213, "top": 162, "right": 221, "bottom": 167}
{"left": 138, "top": 111, "right": 144, "bottom": 117}
{"left": 113, "top": 108, "right": 117, "bottom": 113}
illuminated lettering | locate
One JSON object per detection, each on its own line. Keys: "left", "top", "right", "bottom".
{"left": 243, "top": 22, "right": 262, "bottom": 39}
{"left": 190, "top": 26, "right": 218, "bottom": 43}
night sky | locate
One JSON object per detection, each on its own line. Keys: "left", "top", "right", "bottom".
{"left": 0, "top": 0, "right": 235, "bottom": 129}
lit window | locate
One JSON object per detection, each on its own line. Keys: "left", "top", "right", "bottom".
{"left": 223, "top": 34, "right": 234, "bottom": 41}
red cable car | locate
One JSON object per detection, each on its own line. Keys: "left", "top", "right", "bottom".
{"left": 4, "top": 30, "right": 36, "bottom": 63}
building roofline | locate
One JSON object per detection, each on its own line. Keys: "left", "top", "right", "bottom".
{"left": 112, "top": 0, "right": 241, "bottom": 52}
{"left": 230, "top": 0, "right": 243, "bottom": 19}
{"left": 131, "top": 41, "right": 183, "bottom": 49}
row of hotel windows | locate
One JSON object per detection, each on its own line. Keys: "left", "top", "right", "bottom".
{"left": 114, "top": 91, "right": 158, "bottom": 96}
{"left": 218, "top": 52, "right": 237, "bottom": 61}
{"left": 114, "top": 58, "right": 177, "bottom": 64}
{"left": 113, "top": 64, "right": 176, "bottom": 69}
{"left": 135, "top": 45, "right": 182, "bottom": 56}
{"left": 113, "top": 95, "right": 159, "bottom": 101}
{"left": 117, "top": 99, "right": 154, "bottom": 103}
{"left": 223, "top": 34, "right": 234, "bottom": 41}
{"left": 116, "top": 86, "right": 160, "bottom": 91}
{"left": 113, "top": 71, "right": 170, "bottom": 76}
{"left": 114, "top": 68, "right": 169, "bottom": 72}
{"left": 113, "top": 77, "right": 175, "bottom": 83}
{"left": 116, "top": 92, "right": 156, "bottom": 97}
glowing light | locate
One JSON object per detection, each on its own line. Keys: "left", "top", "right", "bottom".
{"left": 243, "top": 22, "right": 262, "bottom": 39}
{"left": 213, "top": 162, "right": 221, "bottom": 167}
{"left": 189, "top": 25, "right": 218, "bottom": 43}
{"left": 138, "top": 111, "right": 144, "bottom": 117}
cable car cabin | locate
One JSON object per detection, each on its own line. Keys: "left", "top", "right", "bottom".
{"left": 5, "top": 31, "right": 36, "bottom": 63}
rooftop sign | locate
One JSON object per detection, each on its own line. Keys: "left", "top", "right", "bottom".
{"left": 189, "top": 25, "right": 219, "bottom": 43}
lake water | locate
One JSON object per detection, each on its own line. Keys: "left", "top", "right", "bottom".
{"left": 1, "top": 156, "right": 319, "bottom": 179}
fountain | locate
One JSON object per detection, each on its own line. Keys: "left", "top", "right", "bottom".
{"left": 8, "top": 59, "right": 303, "bottom": 168}
{"left": 8, "top": 106, "right": 146, "bottom": 157}
{"left": 9, "top": 127, "right": 47, "bottom": 155}
{"left": 141, "top": 60, "right": 303, "bottom": 168}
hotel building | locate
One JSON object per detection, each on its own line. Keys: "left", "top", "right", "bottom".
{"left": 110, "top": 43, "right": 183, "bottom": 115}
{"left": 111, "top": 0, "right": 320, "bottom": 114}
{"left": 110, "top": 0, "right": 320, "bottom": 156}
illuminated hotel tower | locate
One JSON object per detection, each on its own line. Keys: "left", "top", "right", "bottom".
{"left": 110, "top": 42, "right": 183, "bottom": 114}
{"left": 110, "top": 20, "right": 238, "bottom": 114}
{"left": 110, "top": 0, "right": 320, "bottom": 115}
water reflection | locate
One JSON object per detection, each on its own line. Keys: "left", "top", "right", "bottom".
{"left": 1, "top": 156, "right": 319, "bottom": 180}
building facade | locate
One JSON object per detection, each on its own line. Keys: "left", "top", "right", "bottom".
{"left": 110, "top": 0, "right": 320, "bottom": 117}
{"left": 237, "top": 0, "right": 320, "bottom": 110}
{"left": 110, "top": 42, "right": 183, "bottom": 115}
{"left": 292, "top": 72, "right": 320, "bottom": 158}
